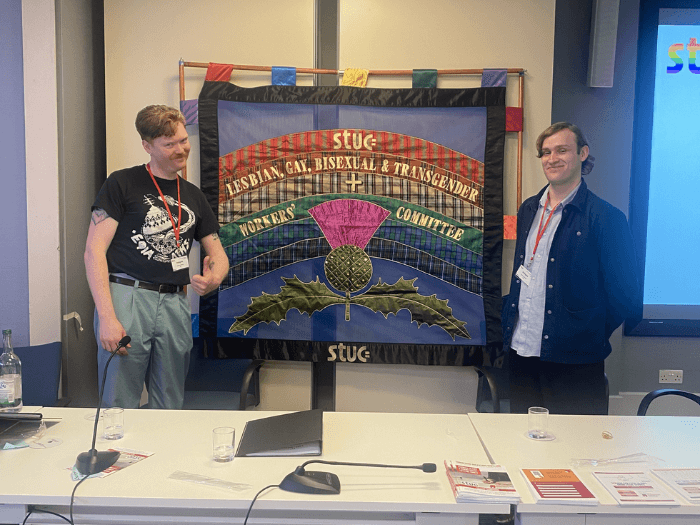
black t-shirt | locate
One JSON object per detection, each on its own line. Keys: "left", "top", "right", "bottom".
{"left": 92, "top": 165, "right": 219, "bottom": 285}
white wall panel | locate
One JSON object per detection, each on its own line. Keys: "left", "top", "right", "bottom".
{"left": 22, "top": 0, "right": 61, "bottom": 345}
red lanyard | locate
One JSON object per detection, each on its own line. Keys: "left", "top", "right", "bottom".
{"left": 528, "top": 193, "right": 558, "bottom": 267}
{"left": 146, "top": 163, "right": 181, "bottom": 248}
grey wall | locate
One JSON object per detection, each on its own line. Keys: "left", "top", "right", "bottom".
{"left": 551, "top": 0, "right": 700, "bottom": 396}
{"left": 56, "top": 0, "right": 106, "bottom": 405}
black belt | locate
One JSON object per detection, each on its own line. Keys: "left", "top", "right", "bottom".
{"left": 109, "top": 275, "right": 184, "bottom": 294}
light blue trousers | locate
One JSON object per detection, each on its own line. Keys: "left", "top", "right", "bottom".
{"left": 95, "top": 280, "right": 192, "bottom": 409}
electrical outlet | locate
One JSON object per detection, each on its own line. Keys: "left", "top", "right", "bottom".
{"left": 659, "top": 369, "right": 684, "bottom": 384}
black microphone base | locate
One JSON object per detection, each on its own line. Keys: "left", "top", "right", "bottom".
{"left": 279, "top": 470, "right": 341, "bottom": 494}
{"left": 76, "top": 449, "right": 120, "bottom": 476}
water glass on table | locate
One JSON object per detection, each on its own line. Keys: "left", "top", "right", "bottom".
{"left": 103, "top": 407, "right": 124, "bottom": 440}
{"left": 527, "top": 406, "right": 552, "bottom": 440}
{"left": 212, "top": 427, "right": 235, "bottom": 462}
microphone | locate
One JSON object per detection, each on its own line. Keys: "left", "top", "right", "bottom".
{"left": 76, "top": 335, "right": 130, "bottom": 476}
{"left": 279, "top": 459, "right": 437, "bottom": 494}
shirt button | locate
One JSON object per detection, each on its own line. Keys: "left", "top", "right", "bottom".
{"left": 547, "top": 310, "right": 552, "bottom": 314}
{"left": 512, "top": 304, "right": 516, "bottom": 308}
{"left": 550, "top": 257, "right": 555, "bottom": 262}
{"left": 548, "top": 284, "right": 553, "bottom": 289}
{"left": 516, "top": 280, "right": 520, "bottom": 284}
{"left": 520, "top": 254, "right": 524, "bottom": 259}
{"left": 543, "top": 335, "right": 549, "bottom": 340}
{"left": 577, "top": 231, "right": 582, "bottom": 236}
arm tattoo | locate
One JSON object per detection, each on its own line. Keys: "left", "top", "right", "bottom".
{"left": 91, "top": 208, "right": 111, "bottom": 225}
{"left": 210, "top": 232, "right": 219, "bottom": 241}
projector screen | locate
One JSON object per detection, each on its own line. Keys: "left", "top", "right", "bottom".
{"left": 627, "top": 6, "right": 700, "bottom": 335}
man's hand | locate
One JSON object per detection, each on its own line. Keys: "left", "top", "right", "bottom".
{"left": 191, "top": 255, "right": 219, "bottom": 296}
{"left": 99, "top": 315, "right": 130, "bottom": 355}
{"left": 192, "top": 232, "right": 229, "bottom": 296}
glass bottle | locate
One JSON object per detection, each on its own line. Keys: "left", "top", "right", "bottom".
{"left": 0, "top": 329, "right": 23, "bottom": 412}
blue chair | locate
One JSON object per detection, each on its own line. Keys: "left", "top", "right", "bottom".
{"left": 637, "top": 389, "right": 700, "bottom": 416}
{"left": 13, "top": 342, "right": 68, "bottom": 407}
{"left": 183, "top": 337, "right": 263, "bottom": 410}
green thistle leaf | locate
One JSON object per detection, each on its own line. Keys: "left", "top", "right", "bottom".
{"left": 350, "top": 277, "right": 471, "bottom": 340}
{"left": 229, "top": 275, "right": 470, "bottom": 340}
{"left": 229, "top": 276, "right": 344, "bottom": 335}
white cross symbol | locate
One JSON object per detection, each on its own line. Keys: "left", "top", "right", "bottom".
{"left": 345, "top": 173, "right": 363, "bottom": 192}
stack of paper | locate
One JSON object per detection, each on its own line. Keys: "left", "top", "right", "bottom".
{"left": 520, "top": 468, "right": 598, "bottom": 505}
{"left": 444, "top": 460, "right": 520, "bottom": 504}
{"left": 592, "top": 471, "right": 680, "bottom": 506}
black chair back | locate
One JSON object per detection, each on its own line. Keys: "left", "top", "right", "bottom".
{"left": 637, "top": 388, "right": 700, "bottom": 416}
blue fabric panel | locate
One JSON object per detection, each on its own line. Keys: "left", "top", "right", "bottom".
{"left": 218, "top": 101, "right": 486, "bottom": 162}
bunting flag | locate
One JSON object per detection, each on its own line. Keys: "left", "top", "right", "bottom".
{"left": 271, "top": 67, "right": 296, "bottom": 86}
{"left": 197, "top": 82, "right": 505, "bottom": 365}
{"left": 481, "top": 69, "right": 507, "bottom": 88}
{"left": 412, "top": 69, "right": 438, "bottom": 88}
{"left": 340, "top": 68, "right": 369, "bottom": 87}
{"left": 180, "top": 99, "right": 199, "bottom": 126}
{"left": 204, "top": 63, "right": 234, "bottom": 82}
{"left": 506, "top": 106, "right": 523, "bottom": 132}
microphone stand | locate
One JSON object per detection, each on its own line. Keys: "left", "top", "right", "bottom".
{"left": 280, "top": 459, "right": 437, "bottom": 494}
{"left": 76, "top": 336, "right": 130, "bottom": 476}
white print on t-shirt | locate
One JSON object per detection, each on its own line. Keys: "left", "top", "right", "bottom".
{"left": 130, "top": 194, "right": 196, "bottom": 263}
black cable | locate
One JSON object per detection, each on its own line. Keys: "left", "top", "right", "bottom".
{"left": 69, "top": 474, "right": 91, "bottom": 524}
{"left": 22, "top": 507, "right": 72, "bottom": 525}
{"left": 243, "top": 484, "right": 278, "bottom": 525}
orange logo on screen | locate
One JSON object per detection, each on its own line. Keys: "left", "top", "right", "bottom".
{"left": 668, "top": 38, "right": 700, "bottom": 73}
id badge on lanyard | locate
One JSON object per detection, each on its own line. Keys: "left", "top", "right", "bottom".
{"left": 519, "top": 195, "right": 558, "bottom": 287}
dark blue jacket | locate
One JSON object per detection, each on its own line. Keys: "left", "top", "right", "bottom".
{"left": 502, "top": 179, "right": 641, "bottom": 364}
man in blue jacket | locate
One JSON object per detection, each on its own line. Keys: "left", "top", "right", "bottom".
{"left": 501, "top": 122, "right": 640, "bottom": 415}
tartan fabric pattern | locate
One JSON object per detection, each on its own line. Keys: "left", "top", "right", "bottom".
{"left": 225, "top": 238, "right": 332, "bottom": 289}
{"left": 365, "top": 238, "right": 481, "bottom": 295}
{"left": 228, "top": 220, "right": 323, "bottom": 265}
{"left": 376, "top": 221, "right": 482, "bottom": 276}
{"left": 227, "top": 218, "right": 482, "bottom": 276}
{"left": 222, "top": 235, "right": 481, "bottom": 294}
{"left": 220, "top": 171, "right": 483, "bottom": 230}
{"left": 220, "top": 129, "right": 483, "bottom": 186}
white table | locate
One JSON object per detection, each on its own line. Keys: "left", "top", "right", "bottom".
{"left": 0, "top": 408, "right": 507, "bottom": 524}
{"left": 469, "top": 413, "right": 700, "bottom": 525}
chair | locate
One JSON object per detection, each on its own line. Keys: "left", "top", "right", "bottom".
{"left": 473, "top": 366, "right": 502, "bottom": 413}
{"left": 183, "top": 337, "right": 263, "bottom": 410}
{"left": 14, "top": 342, "right": 70, "bottom": 406}
{"left": 637, "top": 388, "right": 700, "bottom": 416}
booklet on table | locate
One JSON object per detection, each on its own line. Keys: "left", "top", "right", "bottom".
{"left": 445, "top": 460, "right": 520, "bottom": 504}
{"left": 651, "top": 468, "right": 700, "bottom": 504}
{"left": 592, "top": 471, "right": 681, "bottom": 506}
{"left": 520, "top": 468, "right": 598, "bottom": 505}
